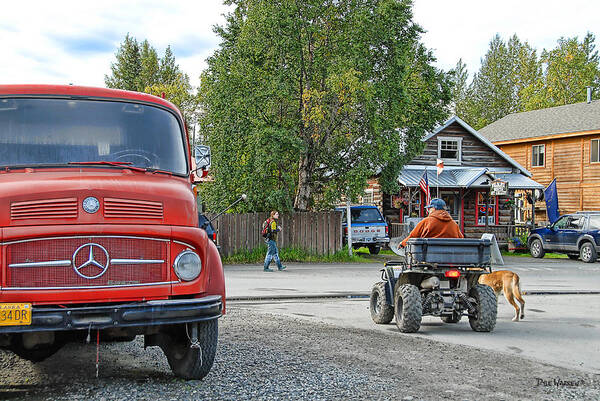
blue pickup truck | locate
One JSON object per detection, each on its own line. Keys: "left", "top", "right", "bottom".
{"left": 336, "top": 205, "right": 390, "bottom": 254}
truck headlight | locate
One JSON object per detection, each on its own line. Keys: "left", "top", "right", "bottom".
{"left": 173, "top": 250, "right": 201, "bottom": 281}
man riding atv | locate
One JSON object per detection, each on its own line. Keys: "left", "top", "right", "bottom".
{"left": 401, "top": 198, "right": 463, "bottom": 247}
{"left": 370, "top": 197, "right": 497, "bottom": 333}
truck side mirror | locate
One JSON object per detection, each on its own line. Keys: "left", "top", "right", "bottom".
{"left": 194, "top": 145, "right": 211, "bottom": 170}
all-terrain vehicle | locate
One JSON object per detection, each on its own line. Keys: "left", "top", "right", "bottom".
{"left": 370, "top": 237, "right": 498, "bottom": 333}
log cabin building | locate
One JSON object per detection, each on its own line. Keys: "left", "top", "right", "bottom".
{"left": 479, "top": 98, "right": 600, "bottom": 223}
{"left": 360, "top": 116, "right": 543, "bottom": 242}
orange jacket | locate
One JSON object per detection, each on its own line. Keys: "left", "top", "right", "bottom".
{"left": 401, "top": 209, "right": 463, "bottom": 247}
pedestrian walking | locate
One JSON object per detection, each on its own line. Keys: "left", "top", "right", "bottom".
{"left": 262, "top": 211, "right": 286, "bottom": 272}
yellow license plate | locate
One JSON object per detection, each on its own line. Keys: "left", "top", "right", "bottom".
{"left": 0, "top": 303, "right": 32, "bottom": 326}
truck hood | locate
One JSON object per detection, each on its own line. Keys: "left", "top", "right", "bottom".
{"left": 0, "top": 168, "right": 196, "bottom": 227}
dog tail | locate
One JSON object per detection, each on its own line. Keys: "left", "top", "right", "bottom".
{"left": 512, "top": 274, "right": 525, "bottom": 313}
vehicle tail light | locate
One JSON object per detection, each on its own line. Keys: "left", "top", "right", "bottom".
{"left": 444, "top": 270, "right": 461, "bottom": 278}
{"left": 344, "top": 227, "right": 348, "bottom": 235}
{"left": 212, "top": 232, "right": 217, "bottom": 241}
{"left": 385, "top": 226, "right": 389, "bottom": 235}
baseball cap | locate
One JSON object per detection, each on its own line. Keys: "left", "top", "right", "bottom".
{"left": 425, "top": 198, "right": 446, "bottom": 210}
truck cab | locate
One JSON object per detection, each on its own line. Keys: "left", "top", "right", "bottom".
{"left": 336, "top": 205, "right": 390, "bottom": 254}
{"left": 0, "top": 85, "right": 223, "bottom": 380}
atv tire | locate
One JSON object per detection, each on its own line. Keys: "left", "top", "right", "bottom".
{"left": 394, "top": 284, "right": 422, "bottom": 333}
{"left": 370, "top": 282, "right": 394, "bottom": 324}
{"left": 468, "top": 284, "right": 497, "bottom": 332}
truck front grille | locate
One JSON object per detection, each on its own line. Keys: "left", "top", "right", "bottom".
{"left": 4, "top": 236, "right": 170, "bottom": 289}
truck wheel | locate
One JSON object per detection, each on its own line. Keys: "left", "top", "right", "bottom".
{"left": 468, "top": 285, "right": 497, "bottom": 332}
{"left": 394, "top": 284, "right": 422, "bottom": 333}
{"left": 529, "top": 238, "right": 545, "bottom": 258}
{"left": 162, "top": 320, "right": 218, "bottom": 380}
{"left": 368, "top": 245, "right": 381, "bottom": 255}
{"left": 580, "top": 242, "right": 597, "bottom": 263}
{"left": 370, "top": 282, "right": 394, "bottom": 324}
{"left": 441, "top": 313, "right": 461, "bottom": 324}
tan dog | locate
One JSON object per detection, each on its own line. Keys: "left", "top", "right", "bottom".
{"left": 478, "top": 270, "right": 525, "bottom": 322}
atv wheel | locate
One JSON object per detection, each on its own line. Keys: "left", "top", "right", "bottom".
{"left": 441, "top": 312, "right": 462, "bottom": 324}
{"left": 529, "top": 238, "right": 545, "bottom": 258}
{"left": 162, "top": 320, "right": 218, "bottom": 380}
{"left": 368, "top": 245, "right": 381, "bottom": 255}
{"left": 370, "top": 282, "right": 394, "bottom": 324}
{"left": 580, "top": 242, "right": 597, "bottom": 263}
{"left": 394, "top": 284, "right": 422, "bottom": 333}
{"left": 468, "top": 284, "right": 497, "bottom": 332}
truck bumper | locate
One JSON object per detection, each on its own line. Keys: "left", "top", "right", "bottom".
{"left": 0, "top": 296, "right": 222, "bottom": 334}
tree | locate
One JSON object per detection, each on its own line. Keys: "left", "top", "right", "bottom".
{"left": 105, "top": 36, "right": 199, "bottom": 124}
{"left": 105, "top": 34, "right": 142, "bottom": 91}
{"left": 456, "top": 34, "right": 541, "bottom": 129}
{"left": 523, "top": 32, "right": 600, "bottom": 109}
{"left": 198, "top": 0, "right": 452, "bottom": 212}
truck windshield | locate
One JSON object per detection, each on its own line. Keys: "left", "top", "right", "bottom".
{"left": 0, "top": 98, "right": 187, "bottom": 175}
{"left": 351, "top": 208, "right": 384, "bottom": 224}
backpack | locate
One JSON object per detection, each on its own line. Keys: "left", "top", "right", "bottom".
{"left": 261, "top": 218, "right": 272, "bottom": 238}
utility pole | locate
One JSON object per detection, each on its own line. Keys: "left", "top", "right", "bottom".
{"left": 346, "top": 199, "right": 353, "bottom": 256}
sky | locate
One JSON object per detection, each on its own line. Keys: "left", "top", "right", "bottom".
{"left": 2, "top": 0, "right": 600, "bottom": 89}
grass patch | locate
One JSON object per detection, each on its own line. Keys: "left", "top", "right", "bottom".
{"left": 222, "top": 245, "right": 372, "bottom": 265}
{"left": 500, "top": 250, "right": 568, "bottom": 259}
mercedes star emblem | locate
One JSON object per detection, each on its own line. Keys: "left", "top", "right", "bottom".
{"left": 72, "top": 243, "right": 110, "bottom": 279}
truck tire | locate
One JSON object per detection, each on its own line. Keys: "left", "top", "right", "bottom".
{"left": 441, "top": 313, "right": 461, "bottom": 324}
{"left": 529, "top": 238, "right": 545, "bottom": 258}
{"left": 370, "top": 282, "right": 394, "bottom": 324}
{"left": 11, "top": 342, "right": 63, "bottom": 363}
{"left": 162, "top": 320, "right": 218, "bottom": 380}
{"left": 368, "top": 245, "right": 381, "bottom": 255}
{"left": 468, "top": 285, "right": 497, "bottom": 332}
{"left": 394, "top": 284, "right": 422, "bottom": 333}
{"left": 580, "top": 242, "right": 597, "bottom": 263}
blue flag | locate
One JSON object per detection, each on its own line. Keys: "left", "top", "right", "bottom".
{"left": 544, "top": 178, "right": 559, "bottom": 224}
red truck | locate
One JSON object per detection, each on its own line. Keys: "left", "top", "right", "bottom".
{"left": 0, "top": 85, "right": 224, "bottom": 380}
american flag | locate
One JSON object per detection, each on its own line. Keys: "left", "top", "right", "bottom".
{"left": 419, "top": 170, "right": 431, "bottom": 206}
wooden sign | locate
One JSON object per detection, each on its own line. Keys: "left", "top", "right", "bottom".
{"left": 490, "top": 179, "right": 508, "bottom": 196}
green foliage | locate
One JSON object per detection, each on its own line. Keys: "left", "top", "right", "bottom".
{"left": 523, "top": 33, "right": 600, "bottom": 109}
{"left": 456, "top": 34, "right": 541, "bottom": 129}
{"left": 455, "top": 33, "right": 600, "bottom": 130}
{"left": 221, "top": 245, "right": 371, "bottom": 264}
{"left": 199, "top": 0, "right": 452, "bottom": 213}
{"left": 105, "top": 35, "right": 199, "bottom": 124}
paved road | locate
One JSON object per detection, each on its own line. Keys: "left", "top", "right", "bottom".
{"left": 224, "top": 255, "right": 600, "bottom": 298}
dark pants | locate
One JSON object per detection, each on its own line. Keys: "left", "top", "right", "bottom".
{"left": 264, "top": 239, "right": 283, "bottom": 269}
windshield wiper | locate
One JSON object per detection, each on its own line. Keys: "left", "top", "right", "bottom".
{"left": 68, "top": 161, "right": 146, "bottom": 173}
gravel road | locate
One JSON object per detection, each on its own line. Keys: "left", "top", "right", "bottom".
{"left": 1, "top": 306, "right": 598, "bottom": 400}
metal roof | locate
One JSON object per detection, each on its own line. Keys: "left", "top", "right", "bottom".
{"left": 422, "top": 116, "right": 531, "bottom": 177}
{"left": 479, "top": 100, "right": 600, "bottom": 143}
{"left": 399, "top": 166, "right": 543, "bottom": 190}
{"left": 489, "top": 173, "right": 544, "bottom": 190}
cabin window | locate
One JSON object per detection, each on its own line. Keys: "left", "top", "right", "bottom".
{"left": 532, "top": 144, "right": 545, "bottom": 167}
{"left": 591, "top": 139, "right": 600, "bottom": 163}
{"left": 437, "top": 137, "right": 462, "bottom": 164}
{"left": 475, "top": 191, "right": 497, "bottom": 226}
{"left": 362, "top": 189, "right": 374, "bottom": 204}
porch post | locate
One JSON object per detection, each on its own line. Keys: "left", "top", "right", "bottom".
{"left": 531, "top": 190, "right": 536, "bottom": 228}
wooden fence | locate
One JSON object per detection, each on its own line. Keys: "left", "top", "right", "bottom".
{"left": 209, "top": 211, "right": 343, "bottom": 257}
